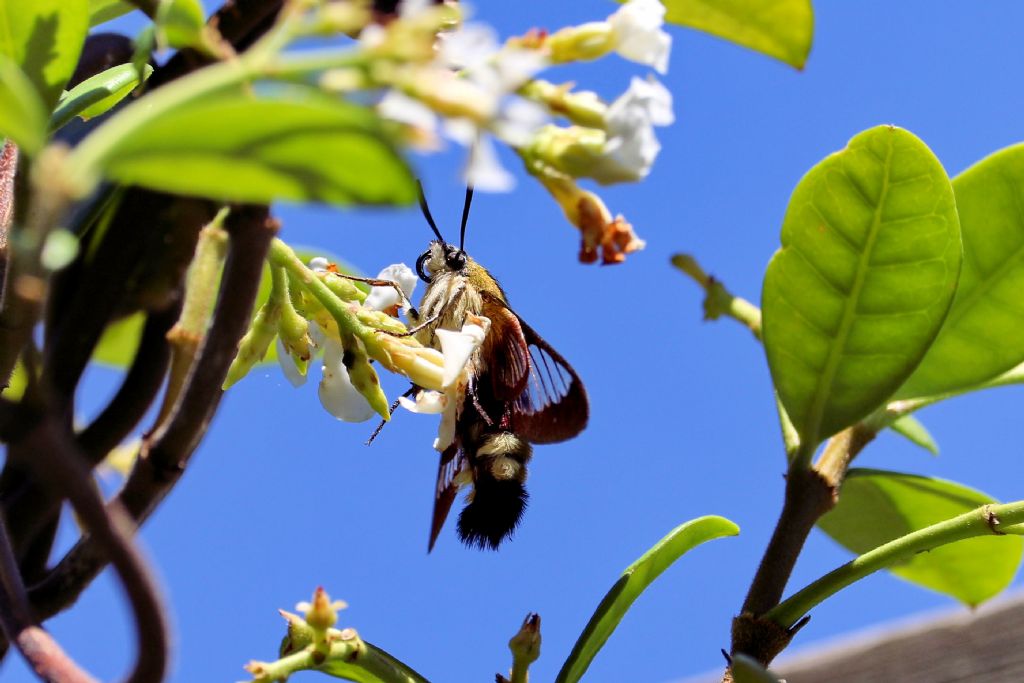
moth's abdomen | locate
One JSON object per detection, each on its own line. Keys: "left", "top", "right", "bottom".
{"left": 457, "top": 430, "right": 532, "bottom": 550}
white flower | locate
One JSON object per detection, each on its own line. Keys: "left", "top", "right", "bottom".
{"left": 377, "top": 90, "right": 439, "bottom": 133}
{"left": 608, "top": 0, "right": 672, "bottom": 74}
{"left": 318, "top": 340, "right": 376, "bottom": 423}
{"left": 399, "top": 316, "right": 491, "bottom": 450}
{"left": 364, "top": 263, "right": 418, "bottom": 312}
{"left": 594, "top": 76, "right": 674, "bottom": 183}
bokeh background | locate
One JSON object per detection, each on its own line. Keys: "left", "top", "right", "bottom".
{"left": 6, "top": 2, "right": 1024, "bottom": 681}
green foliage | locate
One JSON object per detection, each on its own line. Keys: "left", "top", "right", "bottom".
{"left": 0, "top": 0, "right": 88, "bottom": 108}
{"left": 92, "top": 313, "right": 146, "bottom": 369}
{"left": 556, "top": 516, "right": 739, "bottom": 683}
{"left": 318, "top": 642, "right": 428, "bottom": 683}
{"left": 818, "top": 469, "right": 1023, "bottom": 606}
{"left": 730, "top": 654, "right": 783, "bottom": 683}
{"left": 94, "top": 91, "right": 417, "bottom": 206}
{"left": 887, "top": 415, "right": 938, "bottom": 455}
{"left": 896, "top": 144, "right": 1024, "bottom": 401}
{"left": 661, "top": 0, "right": 813, "bottom": 69}
{"left": 88, "top": 0, "right": 135, "bottom": 27}
{"left": 51, "top": 63, "right": 154, "bottom": 130}
{"left": 0, "top": 55, "right": 49, "bottom": 155}
{"left": 155, "top": 0, "right": 208, "bottom": 51}
{"left": 762, "top": 126, "right": 961, "bottom": 451}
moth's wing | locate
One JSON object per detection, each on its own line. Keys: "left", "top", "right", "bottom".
{"left": 428, "top": 441, "right": 464, "bottom": 552}
{"left": 480, "top": 298, "right": 531, "bottom": 400}
{"left": 481, "top": 292, "right": 589, "bottom": 444}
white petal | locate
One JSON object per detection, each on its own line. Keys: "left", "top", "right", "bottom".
{"left": 308, "top": 256, "right": 330, "bottom": 273}
{"left": 462, "top": 136, "right": 515, "bottom": 192}
{"left": 434, "top": 399, "right": 458, "bottom": 452}
{"left": 439, "top": 23, "right": 500, "bottom": 72}
{"left": 276, "top": 337, "right": 307, "bottom": 388}
{"left": 318, "top": 341, "right": 376, "bottom": 423}
{"left": 399, "top": 0, "right": 432, "bottom": 18}
{"left": 608, "top": 76, "right": 674, "bottom": 129}
{"left": 492, "top": 47, "right": 548, "bottom": 91}
{"left": 493, "top": 98, "right": 549, "bottom": 147}
{"left": 436, "top": 320, "right": 489, "bottom": 388}
{"left": 608, "top": 0, "right": 672, "bottom": 74}
{"left": 377, "top": 90, "right": 439, "bottom": 132}
{"left": 364, "top": 263, "right": 418, "bottom": 312}
{"left": 398, "top": 390, "right": 447, "bottom": 414}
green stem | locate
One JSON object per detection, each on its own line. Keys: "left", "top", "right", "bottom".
{"left": 766, "top": 500, "right": 1024, "bottom": 628}
{"left": 671, "top": 253, "right": 762, "bottom": 340}
{"left": 248, "top": 635, "right": 430, "bottom": 683}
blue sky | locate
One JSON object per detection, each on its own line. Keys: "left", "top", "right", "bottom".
{"left": 7, "top": 2, "right": 1024, "bottom": 682}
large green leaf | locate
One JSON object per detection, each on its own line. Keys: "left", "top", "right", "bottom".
{"left": 89, "top": 0, "right": 135, "bottom": 27}
{"left": 97, "top": 92, "right": 417, "bottom": 206}
{"left": 0, "top": 55, "right": 49, "bottom": 155}
{"left": 556, "top": 516, "right": 739, "bottom": 683}
{"left": 51, "top": 63, "right": 154, "bottom": 130}
{"left": 155, "top": 0, "right": 207, "bottom": 51}
{"left": 896, "top": 144, "right": 1024, "bottom": 400}
{"left": 0, "top": 0, "right": 89, "bottom": 108}
{"left": 662, "top": 0, "right": 813, "bottom": 69}
{"left": 762, "top": 126, "right": 961, "bottom": 449}
{"left": 818, "top": 469, "right": 1022, "bottom": 606}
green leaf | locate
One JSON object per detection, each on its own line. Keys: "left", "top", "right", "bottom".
{"left": 731, "top": 654, "right": 783, "bottom": 683}
{"left": 662, "top": 0, "right": 813, "bottom": 69}
{"left": 51, "top": 63, "right": 154, "bottom": 130}
{"left": 318, "top": 641, "right": 428, "bottom": 683}
{"left": 896, "top": 144, "right": 1024, "bottom": 400}
{"left": 888, "top": 414, "right": 938, "bottom": 455}
{"left": 818, "top": 469, "right": 1023, "bottom": 606}
{"left": 155, "top": 0, "right": 207, "bottom": 50}
{"left": 89, "top": 0, "right": 135, "bottom": 27}
{"left": 0, "top": 0, "right": 89, "bottom": 108}
{"left": 556, "top": 516, "right": 739, "bottom": 683}
{"left": 97, "top": 91, "right": 417, "bottom": 206}
{"left": 762, "top": 126, "right": 961, "bottom": 449}
{"left": 0, "top": 55, "right": 49, "bottom": 155}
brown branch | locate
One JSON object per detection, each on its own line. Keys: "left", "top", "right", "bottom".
{"left": 730, "top": 424, "right": 877, "bottom": 668}
{"left": 13, "top": 411, "right": 169, "bottom": 683}
{"left": 0, "top": 507, "right": 98, "bottom": 683}
{"left": 29, "top": 208, "right": 276, "bottom": 625}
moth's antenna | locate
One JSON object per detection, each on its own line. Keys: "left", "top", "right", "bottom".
{"left": 459, "top": 185, "right": 474, "bottom": 251}
{"left": 417, "top": 180, "right": 446, "bottom": 245}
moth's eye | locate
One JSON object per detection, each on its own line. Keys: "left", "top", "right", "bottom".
{"left": 415, "top": 250, "right": 432, "bottom": 283}
{"left": 447, "top": 250, "right": 467, "bottom": 271}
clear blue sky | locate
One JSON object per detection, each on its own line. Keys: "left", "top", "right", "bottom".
{"left": 7, "top": 2, "right": 1024, "bottom": 682}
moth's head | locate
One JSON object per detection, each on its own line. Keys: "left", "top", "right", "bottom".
{"left": 416, "top": 240, "right": 468, "bottom": 283}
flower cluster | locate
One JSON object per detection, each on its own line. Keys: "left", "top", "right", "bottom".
{"left": 361, "top": 0, "right": 674, "bottom": 264}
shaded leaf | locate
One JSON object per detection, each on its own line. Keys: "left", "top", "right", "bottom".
{"left": 888, "top": 415, "right": 938, "bottom": 455}
{"left": 93, "top": 313, "right": 146, "bottom": 368}
{"left": 896, "top": 144, "right": 1024, "bottom": 400}
{"left": 0, "top": 0, "right": 89, "bottom": 108}
{"left": 731, "top": 654, "right": 783, "bottom": 683}
{"left": 97, "top": 91, "right": 417, "bottom": 206}
{"left": 51, "top": 63, "right": 153, "bottom": 130}
{"left": 762, "top": 126, "right": 960, "bottom": 449}
{"left": 0, "top": 55, "right": 49, "bottom": 155}
{"left": 89, "top": 0, "right": 135, "bottom": 27}
{"left": 818, "top": 468, "right": 1023, "bottom": 606}
{"left": 556, "top": 516, "right": 739, "bottom": 683}
{"left": 662, "top": 0, "right": 813, "bottom": 69}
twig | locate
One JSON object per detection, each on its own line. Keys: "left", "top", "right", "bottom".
{"left": 29, "top": 207, "right": 276, "bottom": 623}
{"left": 671, "top": 254, "right": 762, "bottom": 340}
{"left": 11, "top": 410, "right": 168, "bottom": 683}
{"left": 766, "top": 500, "right": 1024, "bottom": 628}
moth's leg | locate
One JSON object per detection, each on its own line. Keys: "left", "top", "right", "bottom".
{"left": 467, "top": 380, "right": 494, "bottom": 428}
{"left": 335, "top": 273, "right": 415, "bottom": 313}
{"left": 365, "top": 384, "right": 418, "bottom": 446}
{"left": 382, "top": 284, "right": 465, "bottom": 343}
